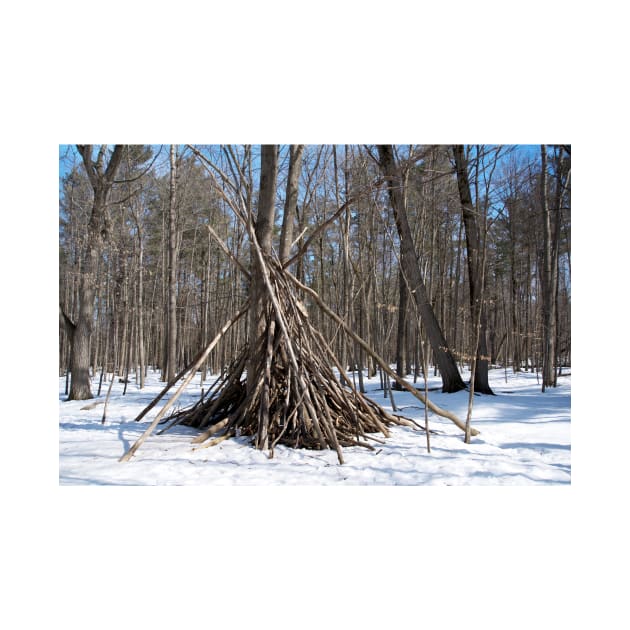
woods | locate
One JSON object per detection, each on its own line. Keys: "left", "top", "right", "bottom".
{"left": 59, "top": 144, "right": 571, "bottom": 455}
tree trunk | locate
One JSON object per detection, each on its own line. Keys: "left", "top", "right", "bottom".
{"left": 69, "top": 145, "right": 124, "bottom": 400}
{"left": 279, "top": 145, "right": 304, "bottom": 264}
{"left": 507, "top": 198, "right": 521, "bottom": 371}
{"left": 540, "top": 145, "right": 556, "bottom": 390}
{"left": 135, "top": 213, "right": 146, "bottom": 388}
{"left": 247, "top": 145, "right": 278, "bottom": 410}
{"left": 166, "top": 144, "right": 178, "bottom": 382}
{"left": 452, "top": 145, "right": 494, "bottom": 394}
{"left": 395, "top": 268, "right": 408, "bottom": 381}
{"left": 377, "top": 145, "right": 465, "bottom": 393}
{"left": 551, "top": 147, "right": 569, "bottom": 386}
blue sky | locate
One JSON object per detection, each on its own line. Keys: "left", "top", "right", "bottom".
{"left": 60, "top": 144, "right": 543, "bottom": 183}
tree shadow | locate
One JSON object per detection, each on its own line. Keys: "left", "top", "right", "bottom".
{"left": 117, "top": 423, "right": 132, "bottom": 454}
{"left": 499, "top": 442, "right": 571, "bottom": 451}
{"left": 59, "top": 474, "right": 141, "bottom": 486}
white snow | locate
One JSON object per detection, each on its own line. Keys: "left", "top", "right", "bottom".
{"left": 59, "top": 366, "right": 570, "bottom": 485}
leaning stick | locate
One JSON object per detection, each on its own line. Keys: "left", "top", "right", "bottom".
{"left": 284, "top": 270, "right": 479, "bottom": 436}
{"left": 101, "top": 368, "right": 117, "bottom": 424}
{"left": 132, "top": 359, "right": 203, "bottom": 423}
{"left": 282, "top": 178, "right": 383, "bottom": 271}
{"left": 206, "top": 224, "right": 251, "bottom": 280}
{"left": 119, "top": 305, "right": 249, "bottom": 462}
{"left": 282, "top": 197, "right": 355, "bottom": 270}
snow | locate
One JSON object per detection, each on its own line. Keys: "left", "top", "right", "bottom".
{"left": 59, "top": 366, "right": 570, "bottom": 485}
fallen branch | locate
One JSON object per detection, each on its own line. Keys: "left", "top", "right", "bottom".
{"left": 283, "top": 267, "right": 479, "bottom": 436}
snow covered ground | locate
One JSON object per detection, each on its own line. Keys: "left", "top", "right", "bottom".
{"left": 59, "top": 366, "right": 570, "bottom": 485}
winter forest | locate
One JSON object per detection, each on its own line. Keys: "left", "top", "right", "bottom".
{"left": 59, "top": 145, "right": 571, "bottom": 483}
{"left": 59, "top": 143, "right": 571, "bottom": 484}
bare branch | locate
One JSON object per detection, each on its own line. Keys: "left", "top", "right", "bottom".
{"left": 206, "top": 223, "right": 251, "bottom": 280}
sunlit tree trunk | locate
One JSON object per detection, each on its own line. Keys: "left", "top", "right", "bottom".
{"left": 279, "top": 145, "right": 304, "bottom": 264}
{"left": 133, "top": 207, "right": 146, "bottom": 388}
{"left": 377, "top": 145, "right": 465, "bottom": 393}
{"left": 540, "top": 145, "right": 556, "bottom": 390}
{"left": 395, "top": 268, "right": 408, "bottom": 381}
{"left": 166, "top": 144, "right": 178, "bottom": 382}
{"left": 247, "top": 145, "right": 278, "bottom": 398}
{"left": 68, "top": 145, "right": 124, "bottom": 400}
{"left": 452, "top": 145, "right": 493, "bottom": 394}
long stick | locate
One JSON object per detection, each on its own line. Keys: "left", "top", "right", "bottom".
{"left": 119, "top": 305, "right": 248, "bottom": 462}
{"left": 285, "top": 269, "right": 479, "bottom": 436}
{"left": 206, "top": 224, "right": 251, "bottom": 280}
{"left": 281, "top": 179, "right": 383, "bottom": 271}
{"left": 101, "top": 367, "right": 116, "bottom": 425}
{"left": 132, "top": 360, "right": 203, "bottom": 423}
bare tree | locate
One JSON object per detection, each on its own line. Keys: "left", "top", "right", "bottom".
{"left": 247, "top": 144, "right": 278, "bottom": 450}
{"left": 377, "top": 145, "right": 466, "bottom": 393}
{"left": 540, "top": 144, "right": 557, "bottom": 390}
{"left": 65, "top": 145, "right": 124, "bottom": 400}
{"left": 165, "top": 144, "right": 179, "bottom": 382}
{"left": 130, "top": 200, "right": 146, "bottom": 388}
{"left": 452, "top": 145, "right": 494, "bottom": 395}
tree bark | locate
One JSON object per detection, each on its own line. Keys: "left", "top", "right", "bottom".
{"left": 452, "top": 145, "right": 494, "bottom": 394}
{"left": 134, "top": 209, "right": 146, "bottom": 388}
{"left": 551, "top": 147, "right": 569, "bottom": 385}
{"left": 166, "top": 144, "right": 178, "bottom": 382}
{"left": 540, "top": 145, "right": 556, "bottom": 390}
{"left": 377, "top": 145, "right": 466, "bottom": 393}
{"left": 279, "top": 145, "right": 304, "bottom": 264}
{"left": 69, "top": 145, "right": 124, "bottom": 400}
{"left": 395, "top": 268, "right": 408, "bottom": 381}
{"left": 506, "top": 197, "right": 521, "bottom": 371}
{"left": 247, "top": 145, "right": 278, "bottom": 405}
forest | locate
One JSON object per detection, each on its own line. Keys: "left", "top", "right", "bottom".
{"left": 58, "top": 144, "right": 570, "bottom": 466}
